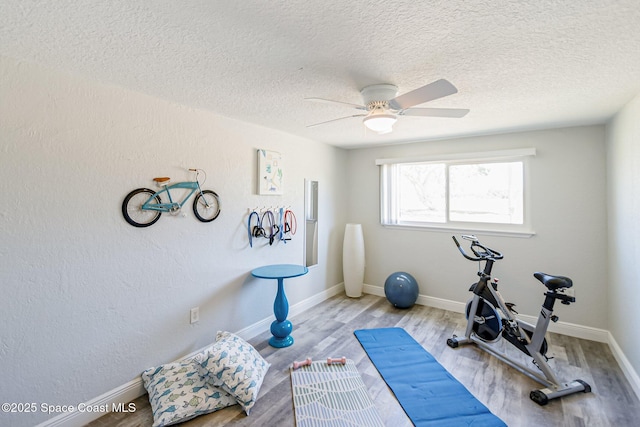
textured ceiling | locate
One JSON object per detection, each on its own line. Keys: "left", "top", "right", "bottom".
{"left": 2, "top": 1, "right": 640, "bottom": 148}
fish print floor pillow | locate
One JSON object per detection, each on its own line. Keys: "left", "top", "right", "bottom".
{"left": 198, "top": 331, "right": 271, "bottom": 415}
{"left": 142, "top": 359, "right": 237, "bottom": 427}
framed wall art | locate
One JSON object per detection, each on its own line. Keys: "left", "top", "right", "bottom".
{"left": 257, "top": 149, "right": 283, "bottom": 195}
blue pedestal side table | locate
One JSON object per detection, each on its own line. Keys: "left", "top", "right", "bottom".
{"left": 251, "top": 264, "right": 308, "bottom": 348}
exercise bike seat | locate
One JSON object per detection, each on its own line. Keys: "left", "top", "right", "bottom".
{"left": 534, "top": 272, "right": 573, "bottom": 290}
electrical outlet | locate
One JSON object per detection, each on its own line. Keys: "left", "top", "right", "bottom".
{"left": 190, "top": 307, "right": 200, "bottom": 324}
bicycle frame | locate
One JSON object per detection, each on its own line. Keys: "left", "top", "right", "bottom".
{"left": 142, "top": 181, "right": 204, "bottom": 212}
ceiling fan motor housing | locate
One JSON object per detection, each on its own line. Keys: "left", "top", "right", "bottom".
{"left": 360, "top": 84, "right": 399, "bottom": 109}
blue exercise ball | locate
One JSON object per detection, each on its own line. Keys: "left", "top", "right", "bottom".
{"left": 384, "top": 272, "right": 419, "bottom": 308}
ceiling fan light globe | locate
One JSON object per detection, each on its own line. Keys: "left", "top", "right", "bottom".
{"left": 363, "top": 114, "right": 397, "bottom": 134}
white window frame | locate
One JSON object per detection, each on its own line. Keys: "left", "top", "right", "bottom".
{"left": 377, "top": 148, "right": 536, "bottom": 237}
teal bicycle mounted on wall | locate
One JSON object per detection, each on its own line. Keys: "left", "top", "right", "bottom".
{"left": 122, "top": 168, "right": 221, "bottom": 227}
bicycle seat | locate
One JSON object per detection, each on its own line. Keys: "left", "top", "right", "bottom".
{"left": 534, "top": 272, "right": 573, "bottom": 290}
{"left": 153, "top": 177, "right": 171, "bottom": 186}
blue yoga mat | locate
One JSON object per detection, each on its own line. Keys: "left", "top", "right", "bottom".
{"left": 354, "top": 327, "right": 506, "bottom": 427}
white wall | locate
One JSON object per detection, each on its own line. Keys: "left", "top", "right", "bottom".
{"left": 0, "top": 55, "right": 348, "bottom": 427}
{"left": 607, "top": 93, "right": 640, "bottom": 387}
{"left": 346, "top": 126, "right": 608, "bottom": 328}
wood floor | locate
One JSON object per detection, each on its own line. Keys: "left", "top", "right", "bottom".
{"left": 90, "top": 294, "right": 640, "bottom": 427}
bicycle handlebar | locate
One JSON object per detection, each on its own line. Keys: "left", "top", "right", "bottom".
{"left": 452, "top": 235, "right": 503, "bottom": 261}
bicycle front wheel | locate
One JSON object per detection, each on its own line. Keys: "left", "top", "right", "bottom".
{"left": 193, "top": 190, "right": 221, "bottom": 222}
{"left": 122, "top": 188, "right": 162, "bottom": 227}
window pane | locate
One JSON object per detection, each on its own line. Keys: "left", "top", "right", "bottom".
{"left": 398, "top": 163, "right": 446, "bottom": 223}
{"left": 449, "top": 162, "right": 523, "bottom": 224}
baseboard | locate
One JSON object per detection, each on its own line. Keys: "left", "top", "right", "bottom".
{"left": 363, "top": 284, "right": 609, "bottom": 343}
{"left": 35, "top": 282, "right": 346, "bottom": 427}
{"left": 364, "top": 284, "right": 466, "bottom": 314}
{"left": 34, "top": 379, "right": 144, "bottom": 427}
{"left": 518, "top": 314, "right": 610, "bottom": 343}
{"left": 608, "top": 332, "right": 640, "bottom": 401}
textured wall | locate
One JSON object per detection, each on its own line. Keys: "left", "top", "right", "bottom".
{"left": 0, "top": 55, "right": 348, "bottom": 426}
{"left": 346, "top": 126, "right": 608, "bottom": 329}
{"left": 606, "top": 93, "right": 640, "bottom": 389}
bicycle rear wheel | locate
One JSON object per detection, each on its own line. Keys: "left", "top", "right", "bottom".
{"left": 193, "top": 190, "right": 221, "bottom": 222}
{"left": 122, "top": 188, "right": 161, "bottom": 227}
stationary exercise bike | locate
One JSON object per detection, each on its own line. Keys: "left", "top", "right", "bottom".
{"left": 446, "top": 235, "right": 591, "bottom": 405}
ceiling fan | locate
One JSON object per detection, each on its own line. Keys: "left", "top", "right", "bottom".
{"left": 306, "top": 79, "right": 469, "bottom": 134}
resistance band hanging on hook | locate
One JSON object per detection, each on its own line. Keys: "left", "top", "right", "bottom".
{"left": 247, "top": 209, "right": 262, "bottom": 248}
{"left": 283, "top": 209, "right": 297, "bottom": 242}
{"left": 261, "top": 209, "right": 278, "bottom": 245}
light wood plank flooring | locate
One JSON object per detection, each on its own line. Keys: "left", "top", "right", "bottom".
{"left": 90, "top": 294, "right": 640, "bottom": 426}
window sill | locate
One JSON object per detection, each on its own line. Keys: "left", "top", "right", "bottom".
{"left": 381, "top": 223, "right": 536, "bottom": 238}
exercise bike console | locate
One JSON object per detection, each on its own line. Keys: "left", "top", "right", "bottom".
{"left": 447, "top": 235, "right": 591, "bottom": 405}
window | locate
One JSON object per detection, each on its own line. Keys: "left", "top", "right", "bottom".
{"left": 378, "top": 149, "right": 535, "bottom": 235}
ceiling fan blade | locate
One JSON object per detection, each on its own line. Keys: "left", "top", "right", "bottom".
{"left": 400, "top": 107, "right": 470, "bottom": 118}
{"left": 306, "top": 114, "right": 367, "bottom": 128}
{"left": 305, "top": 97, "right": 367, "bottom": 110}
{"left": 389, "top": 79, "right": 459, "bottom": 110}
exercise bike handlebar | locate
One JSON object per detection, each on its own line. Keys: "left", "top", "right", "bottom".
{"left": 452, "top": 235, "right": 504, "bottom": 261}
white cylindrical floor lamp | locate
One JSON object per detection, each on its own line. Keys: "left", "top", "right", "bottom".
{"left": 343, "top": 223, "right": 365, "bottom": 298}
